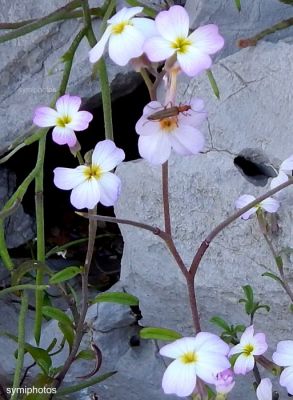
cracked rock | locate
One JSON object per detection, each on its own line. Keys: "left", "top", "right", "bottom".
{"left": 114, "top": 41, "right": 293, "bottom": 399}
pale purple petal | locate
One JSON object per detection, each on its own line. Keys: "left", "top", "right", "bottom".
{"left": 155, "top": 6, "right": 189, "bottom": 41}
{"left": 144, "top": 36, "right": 174, "bottom": 62}
{"left": 170, "top": 126, "right": 204, "bottom": 156}
{"left": 252, "top": 333, "right": 268, "bottom": 355}
{"left": 178, "top": 98, "right": 207, "bottom": 127}
{"left": 280, "top": 155, "right": 293, "bottom": 172}
{"left": 189, "top": 24, "right": 224, "bottom": 55}
{"left": 138, "top": 132, "right": 171, "bottom": 164}
{"left": 108, "top": 6, "right": 143, "bottom": 24}
{"left": 98, "top": 172, "right": 121, "bottom": 206}
{"left": 228, "top": 343, "right": 243, "bottom": 357}
{"left": 195, "top": 353, "right": 231, "bottom": 384}
{"left": 260, "top": 197, "right": 280, "bottom": 213}
{"left": 135, "top": 117, "right": 160, "bottom": 136}
{"left": 160, "top": 337, "right": 197, "bottom": 359}
{"left": 273, "top": 340, "right": 293, "bottom": 366}
{"left": 162, "top": 359, "right": 197, "bottom": 397}
{"left": 270, "top": 171, "right": 289, "bottom": 191}
{"left": 177, "top": 47, "right": 212, "bottom": 77}
{"left": 56, "top": 94, "right": 81, "bottom": 115}
{"left": 53, "top": 166, "right": 87, "bottom": 190}
{"left": 67, "top": 110, "right": 93, "bottom": 131}
{"left": 70, "top": 179, "right": 100, "bottom": 210}
{"left": 89, "top": 25, "right": 112, "bottom": 63}
{"left": 256, "top": 378, "right": 272, "bottom": 400}
{"left": 52, "top": 126, "right": 77, "bottom": 147}
{"left": 239, "top": 325, "right": 254, "bottom": 345}
{"left": 233, "top": 354, "right": 254, "bottom": 375}
{"left": 92, "top": 140, "right": 125, "bottom": 172}
{"left": 142, "top": 101, "right": 163, "bottom": 116}
{"left": 235, "top": 195, "right": 257, "bottom": 220}
{"left": 33, "top": 106, "right": 58, "bottom": 127}
{"left": 280, "top": 366, "right": 293, "bottom": 394}
{"left": 108, "top": 26, "right": 145, "bottom": 66}
{"left": 194, "top": 333, "right": 229, "bottom": 355}
{"left": 132, "top": 17, "right": 157, "bottom": 39}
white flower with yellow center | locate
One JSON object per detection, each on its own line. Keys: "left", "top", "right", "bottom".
{"left": 273, "top": 340, "right": 293, "bottom": 395}
{"left": 135, "top": 98, "right": 206, "bottom": 165}
{"left": 53, "top": 140, "right": 125, "bottom": 209}
{"left": 235, "top": 194, "right": 280, "bottom": 220}
{"left": 89, "top": 7, "right": 156, "bottom": 66}
{"left": 229, "top": 326, "right": 268, "bottom": 375}
{"left": 143, "top": 5, "right": 224, "bottom": 76}
{"left": 159, "top": 333, "right": 230, "bottom": 397}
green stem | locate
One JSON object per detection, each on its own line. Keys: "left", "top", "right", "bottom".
{"left": 83, "top": 0, "right": 115, "bottom": 141}
{"left": 34, "top": 136, "right": 46, "bottom": 345}
{"left": 11, "top": 291, "right": 28, "bottom": 400}
{"left": 0, "top": 0, "right": 82, "bottom": 44}
{"left": 56, "top": 371, "right": 117, "bottom": 395}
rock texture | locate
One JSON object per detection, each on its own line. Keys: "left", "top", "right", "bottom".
{"left": 186, "top": 0, "right": 293, "bottom": 57}
{"left": 114, "top": 41, "right": 293, "bottom": 399}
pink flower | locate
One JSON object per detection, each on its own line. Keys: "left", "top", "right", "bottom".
{"left": 144, "top": 5, "right": 224, "bottom": 77}
{"left": 272, "top": 340, "right": 293, "bottom": 395}
{"left": 53, "top": 140, "right": 125, "bottom": 209}
{"left": 229, "top": 326, "right": 268, "bottom": 375}
{"left": 235, "top": 194, "right": 280, "bottom": 220}
{"left": 33, "top": 94, "right": 93, "bottom": 147}
{"left": 256, "top": 378, "right": 272, "bottom": 400}
{"left": 159, "top": 333, "right": 230, "bottom": 397}
{"left": 135, "top": 98, "right": 206, "bottom": 164}
{"left": 213, "top": 368, "right": 235, "bottom": 395}
{"left": 89, "top": 7, "right": 156, "bottom": 66}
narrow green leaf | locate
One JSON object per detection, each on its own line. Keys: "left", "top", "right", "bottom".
{"left": 46, "top": 338, "right": 58, "bottom": 353}
{"left": 76, "top": 349, "right": 95, "bottom": 360}
{"left": 139, "top": 327, "right": 182, "bottom": 341}
{"left": 253, "top": 304, "right": 270, "bottom": 313}
{"left": 210, "top": 316, "right": 231, "bottom": 332}
{"left": 49, "top": 266, "right": 81, "bottom": 284}
{"left": 58, "top": 322, "right": 74, "bottom": 351}
{"left": 125, "top": 0, "right": 156, "bottom": 17}
{"left": 262, "top": 272, "right": 283, "bottom": 284}
{"left": 206, "top": 69, "right": 220, "bottom": 98}
{"left": 279, "top": 0, "right": 293, "bottom": 4}
{"left": 234, "top": 0, "right": 241, "bottom": 11}
{"left": 56, "top": 371, "right": 117, "bottom": 395}
{"left": 42, "top": 306, "right": 73, "bottom": 328}
{"left": 275, "top": 255, "right": 283, "bottom": 269}
{"left": 0, "top": 284, "right": 48, "bottom": 297}
{"left": 92, "top": 291, "right": 139, "bottom": 306}
{"left": 242, "top": 285, "right": 254, "bottom": 304}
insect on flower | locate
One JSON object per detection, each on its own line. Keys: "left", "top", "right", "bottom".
{"left": 147, "top": 103, "right": 192, "bottom": 121}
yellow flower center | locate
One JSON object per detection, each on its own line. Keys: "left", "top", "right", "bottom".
{"left": 111, "top": 21, "right": 132, "bottom": 35}
{"left": 181, "top": 351, "right": 198, "bottom": 364}
{"left": 243, "top": 344, "right": 254, "bottom": 357}
{"left": 83, "top": 164, "right": 102, "bottom": 180}
{"left": 159, "top": 117, "right": 178, "bottom": 133}
{"left": 171, "top": 37, "right": 191, "bottom": 54}
{"left": 56, "top": 115, "right": 72, "bottom": 127}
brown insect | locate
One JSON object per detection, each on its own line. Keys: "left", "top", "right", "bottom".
{"left": 147, "top": 104, "right": 192, "bottom": 121}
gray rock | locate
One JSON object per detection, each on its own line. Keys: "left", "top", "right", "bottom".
{"left": 0, "top": 167, "right": 35, "bottom": 248}
{"left": 186, "top": 0, "right": 293, "bottom": 58}
{"left": 114, "top": 41, "right": 293, "bottom": 399}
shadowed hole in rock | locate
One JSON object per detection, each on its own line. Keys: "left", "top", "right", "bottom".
{"left": 234, "top": 148, "right": 277, "bottom": 187}
{"left": 4, "top": 81, "right": 149, "bottom": 290}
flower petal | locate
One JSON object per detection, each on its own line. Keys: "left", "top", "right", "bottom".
{"left": 144, "top": 36, "right": 174, "bottom": 62}
{"left": 89, "top": 25, "right": 112, "bottom": 63}
{"left": 108, "top": 26, "right": 144, "bottom": 66}
{"left": 108, "top": 6, "right": 143, "bottom": 24}
{"left": 92, "top": 140, "right": 125, "bottom": 172}
{"left": 177, "top": 47, "right": 212, "bottom": 77}
{"left": 67, "top": 110, "right": 93, "bottom": 131}
{"left": 280, "top": 154, "right": 293, "bottom": 172}
{"left": 98, "top": 172, "right": 121, "bottom": 206}
{"left": 70, "top": 179, "right": 100, "bottom": 210}
{"left": 279, "top": 366, "right": 293, "bottom": 395}
{"left": 239, "top": 325, "right": 254, "bottom": 345}
{"left": 160, "top": 337, "right": 198, "bottom": 359}
{"left": 270, "top": 171, "right": 289, "bottom": 191}
{"left": 33, "top": 106, "right": 58, "bottom": 127}
{"left": 189, "top": 24, "right": 224, "bottom": 55}
{"left": 53, "top": 166, "right": 87, "bottom": 190}
{"left": 195, "top": 352, "right": 231, "bottom": 384}
{"left": 260, "top": 197, "right": 280, "bottom": 213}
{"left": 273, "top": 340, "right": 293, "bottom": 366}
{"left": 138, "top": 132, "right": 171, "bottom": 164}
{"left": 170, "top": 126, "right": 204, "bottom": 156}
{"left": 155, "top": 6, "right": 189, "bottom": 41}
{"left": 235, "top": 195, "right": 257, "bottom": 220}
{"left": 52, "top": 126, "right": 77, "bottom": 147}
{"left": 135, "top": 117, "right": 160, "bottom": 136}
{"left": 56, "top": 94, "right": 81, "bottom": 115}
{"left": 194, "top": 332, "right": 229, "bottom": 355}
{"left": 256, "top": 378, "right": 272, "bottom": 400}
{"left": 162, "top": 359, "right": 197, "bottom": 397}
{"left": 178, "top": 98, "right": 207, "bottom": 127}
{"left": 228, "top": 343, "right": 243, "bottom": 357}
{"left": 252, "top": 333, "right": 268, "bottom": 355}
{"left": 132, "top": 17, "right": 157, "bottom": 40}
{"left": 233, "top": 354, "right": 254, "bottom": 375}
